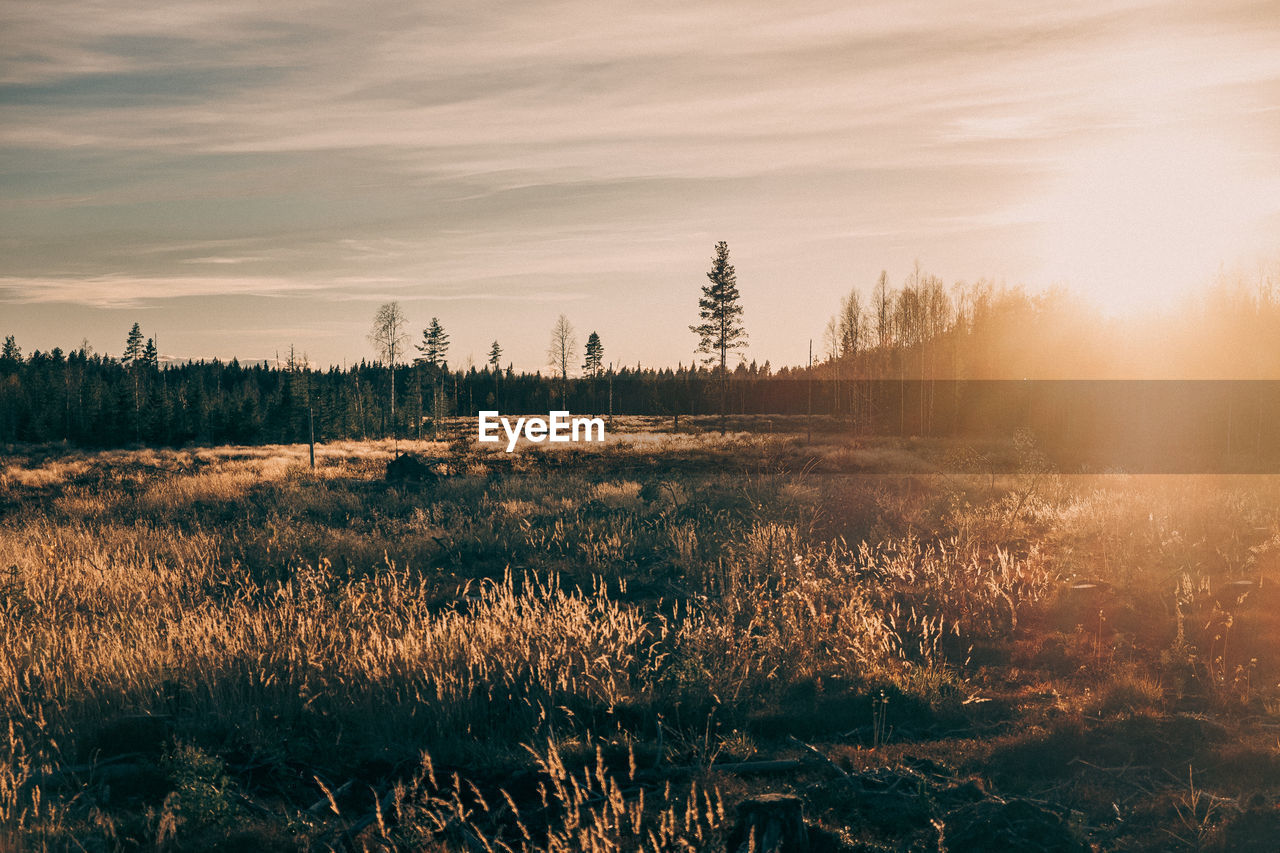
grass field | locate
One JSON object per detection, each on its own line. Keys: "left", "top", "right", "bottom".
{"left": 4, "top": 422, "right": 1280, "bottom": 850}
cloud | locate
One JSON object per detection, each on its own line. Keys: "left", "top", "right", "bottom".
{"left": 2, "top": 0, "right": 1279, "bottom": 367}
{"left": 0, "top": 274, "right": 326, "bottom": 306}
{"left": 181, "top": 255, "right": 267, "bottom": 265}
{"left": 0, "top": 1, "right": 1247, "bottom": 165}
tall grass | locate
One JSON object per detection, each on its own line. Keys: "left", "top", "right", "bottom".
{"left": 3, "top": 438, "right": 1279, "bottom": 847}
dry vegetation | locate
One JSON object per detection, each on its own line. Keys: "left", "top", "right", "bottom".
{"left": 4, "top": 423, "right": 1280, "bottom": 850}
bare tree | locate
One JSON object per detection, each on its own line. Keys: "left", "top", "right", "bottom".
{"left": 873, "top": 270, "right": 892, "bottom": 351}
{"left": 839, "top": 288, "right": 864, "bottom": 360}
{"left": 895, "top": 281, "right": 923, "bottom": 360}
{"left": 920, "top": 274, "right": 951, "bottom": 434}
{"left": 547, "top": 314, "right": 577, "bottom": 404}
{"left": 369, "top": 302, "right": 409, "bottom": 449}
{"left": 823, "top": 317, "right": 841, "bottom": 364}
{"left": 894, "top": 277, "right": 923, "bottom": 434}
{"left": 824, "top": 316, "right": 842, "bottom": 419}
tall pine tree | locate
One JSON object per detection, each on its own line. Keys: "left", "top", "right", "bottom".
{"left": 415, "top": 318, "right": 449, "bottom": 368}
{"left": 122, "top": 324, "right": 144, "bottom": 366}
{"left": 0, "top": 336, "right": 20, "bottom": 373}
{"left": 582, "top": 332, "right": 603, "bottom": 376}
{"left": 690, "top": 241, "right": 747, "bottom": 434}
{"left": 123, "top": 323, "right": 145, "bottom": 442}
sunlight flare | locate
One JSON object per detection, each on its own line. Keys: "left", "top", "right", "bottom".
{"left": 1035, "top": 129, "right": 1276, "bottom": 313}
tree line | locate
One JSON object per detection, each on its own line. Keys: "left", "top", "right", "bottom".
{"left": 3, "top": 243, "right": 1279, "bottom": 448}
{"left": 0, "top": 336, "right": 780, "bottom": 447}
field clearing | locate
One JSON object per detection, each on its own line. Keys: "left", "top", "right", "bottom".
{"left": 4, "top": 427, "right": 1280, "bottom": 850}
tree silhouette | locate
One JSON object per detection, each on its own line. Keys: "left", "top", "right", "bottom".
{"left": 123, "top": 323, "right": 144, "bottom": 442}
{"left": 0, "top": 335, "right": 19, "bottom": 367}
{"left": 123, "top": 323, "right": 144, "bottom": 366}
{"left": 690, "top": 241, "right": 747, "bottom": 433}
{"left": 839, "top": 288, "right": 864, "bottom": 359}
{"left": 488, "top": 340, "right": 502, "bottom": 370}
{"left": 416, "top": 318, "right": 449, "bottom": 368}
{"left": 873, "top": 270, "right": 892, "bottom": 350}
{"left": 582, "top": 332, "right": 604, "bottom": 376}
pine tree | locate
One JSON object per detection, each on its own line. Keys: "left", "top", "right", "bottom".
{"left": 123, "top": 323, "right": 144, "bottom": 367}
{"left": 485, "top": 341, "right": 504, "bottom": 411}
{"left": 413, "top": 317, "right": 448, "bottom": 440}
{"left": 0, "top": 335, "right": 19, "bottom": 366}
{"left": 690, "top": 241, "right": 747, "bottom": 433}
{"left": 582, "top": 332, "right": 604, "bottom": 376}
{"left": 143, "top": 338, "right": 158, "bottom": 369}
{"left": 122, "top": 323, "right": 144, "bottom": 442}
{"left": 415, "top": 318, "right": 449, "bottom": 368}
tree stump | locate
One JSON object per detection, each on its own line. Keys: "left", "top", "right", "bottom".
{"left": 727, "top": 793, "right": 808, "bottom": 853}
{"left": 385, "top": 453, "right": 437, "bottom": 485}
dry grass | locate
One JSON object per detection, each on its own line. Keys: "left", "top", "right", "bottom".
{"left": 3, "top": 435, "right": 1280, "bottom": 849}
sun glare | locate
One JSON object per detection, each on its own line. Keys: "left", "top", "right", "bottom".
{"left": 1036, "top": 131, "right": 1273, "bottom": 315}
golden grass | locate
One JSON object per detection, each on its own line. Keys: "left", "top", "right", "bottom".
{"left": 3, "top": 438, "right": 1280, "bottom": 847}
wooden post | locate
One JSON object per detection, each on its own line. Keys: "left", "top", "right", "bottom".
{"left": 308, "top": 406, "right": 315, "bottom": 469}
{"left": 391, "top": 363, "right": 399, "bottom": 457}
{"left": 832, "top": 347, "right": 839, "bottom": 424}
{"left": 807, "top": 339, "right": 813, "bottom": 444}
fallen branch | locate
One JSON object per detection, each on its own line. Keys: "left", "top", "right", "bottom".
{"left": 307, "top": 777, "right": 357, "bottom": 816}
{"left": 309, "top": 785, "right": 399, "bottom": 853}
{"left": 1068, "top": 759, "right": 1152, "bottom": 776}
{"left": 787, "top": 736, "right": 857, "bottom": 789}
{"left": 709, "top": 757, "right": 812, "bottom": 775}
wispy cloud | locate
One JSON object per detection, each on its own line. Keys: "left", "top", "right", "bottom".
{"left": 181, "top": 256, "right": 267, "bottom": 265}
{"left": 0, "top": 274, "right": 327, "bottom": 306}
{"left": 3, "top": 0, "right": 1279, "bottom": 367}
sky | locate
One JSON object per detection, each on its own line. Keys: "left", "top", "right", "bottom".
{"left": 2, "top": 0, "right": 1279, "bottom": 370}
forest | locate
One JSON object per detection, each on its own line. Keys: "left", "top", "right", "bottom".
{"left": 4, "top": 271, "right": 1280, "bottom": 451}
